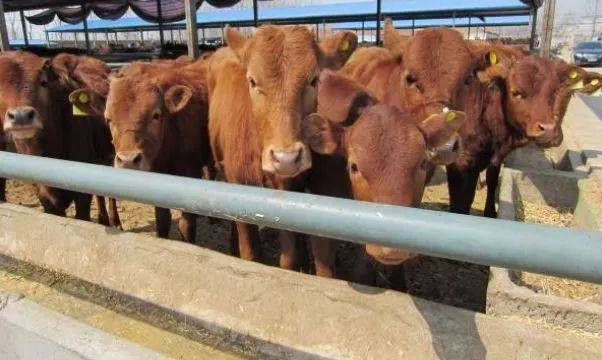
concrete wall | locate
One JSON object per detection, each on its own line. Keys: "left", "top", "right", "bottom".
{"left": 1, "top": 203, "right": 602, "bottom": 359}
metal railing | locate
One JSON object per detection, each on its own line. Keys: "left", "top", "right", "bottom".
{"left": 1, "top": 151, "right": 601, "bottom": 284}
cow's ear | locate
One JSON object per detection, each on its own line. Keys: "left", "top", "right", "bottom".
{"left": 317, "top": 70, "right": 375, "bottom": 125}
{"left": 468, "top": 42, "right": 513, "bottom": 83}
{"left": 302, "top": 113, "right": 345, "bottom": 155}
{"left": 224, "top": 26, "right": 249, "bottom": 61}
{"left": 383, "top": 18, "right": 410, "bottom": 57}
{"left": 319, "top": 31, "right": 358, "bottom": 69}
{"left": 164, "top": 85, "right": 193, "bottom": 114}
{"left": 68, "top": 89, "right": 106, "bottom": 118}
{"left": 552, "top": 60, "right": 590, "bottom": 93}
{"left": 418, "top": 110, "right": 466, "bottom": 165}
{"left": 51, "top": 53, "right": 80, "bottom": 89}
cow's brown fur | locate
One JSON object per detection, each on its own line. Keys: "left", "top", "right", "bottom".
{"left": 348, "top": 21, "right": 584, "bottom": 218}
{"left": 207, "top": 25, "right": 356, "bottom": 271}
{"left": 305, "top": 71, "right": 464, "bottom": 279}
{"left": 0, "top": 51, "right": 115, "bottom": 222}
{"left": 104, "top": 58, "right": 212, "bottom": 242}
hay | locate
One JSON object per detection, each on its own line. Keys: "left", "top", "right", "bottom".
{"left": 516, "top": 200, "right": 601, "bottom": 305}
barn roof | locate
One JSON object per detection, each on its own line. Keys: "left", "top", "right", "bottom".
{"left": 45, "top": 0, "right": 533, "bottom": 33}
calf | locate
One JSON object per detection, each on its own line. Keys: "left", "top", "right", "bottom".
{"left": 102, "top": 58, "right": 212, "bottom": 242}
{"left": 207, "top": 25, "right": 356, "bottom": 271}
{"left": 0, "top": 51, "right": 115, "bottom": 222}
{"left": 304, "top": 71, "right": 465, "bottom": 280}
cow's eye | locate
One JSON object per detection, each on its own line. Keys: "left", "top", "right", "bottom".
{"left": 40, "top": 80, "right": 48, "bottom": 87}
{"left": 152, "top": 112, "right": 160, "bottom": 120}
{"left": 511, "top": 90, "right": 524, "bottom": 99}
{"left": 464, "top": 74, "right": 473, "bottom": 85}
{"left": 348, "top": 162, "right": 359, "bottom": 174}
{"left": 310, "top": 76, "right": 319, "bottom": 88}
{"left": 406, "top": 74, "right": 418, "bottom": 86}
{"left": 248, "top": 76, "right": 257, "bottom": 88}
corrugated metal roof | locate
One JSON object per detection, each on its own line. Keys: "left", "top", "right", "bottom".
{"left": 331, "top": 16, "right": 531, "bottom": 30}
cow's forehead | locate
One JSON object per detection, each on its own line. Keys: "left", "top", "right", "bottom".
{"left": 247, "top": 27, "right": 319, "bottom": 79}
{"left": 509, "top": 57, "right": 558, "bottom": 90}
{"left": 108, "top": 78, "right": 160, "bottom": 114}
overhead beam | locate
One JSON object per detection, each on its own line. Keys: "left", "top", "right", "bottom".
{"left": 529, "top": 6, "right": 538, "bottom": 51}
{"left": 19, "top": 10, "right": 28, "bottom": 46}
{"left": 184, "top": 0, "right": 199, "bottom": 59}
{"left": 0, "top": 0, "right": 10, "bottom": 51}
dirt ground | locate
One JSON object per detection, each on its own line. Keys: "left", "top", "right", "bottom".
{"left": 4, "top": 168, "right": 490, "bottom": 312}
{"left": 515, "top": 201, "right": 602, "bottom": 305}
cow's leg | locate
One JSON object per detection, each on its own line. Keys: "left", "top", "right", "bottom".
{"left": 310, "top": 236, "right": 336, "bottom": 278}
{"left": 74, "top": 193, "right": 92, "bottom": 222}
{"left": 96, "top": 195, "right": 110, "bottom": 226}
{"left": 0, "top": 177, "right": 5, "bottom": 202}
{"left": 235, "top": 221, "right": 261, "bottom": 261}
{"left": 279, "top": 231, "right": 309, "bottom": 272}
{"left": 484, "top": 165, "right": 500, "bottom": 218}
{"left": 447, "top": 165, "right": 479, "bottom": 215}
{"left": 107, "top": 198, "right": 122, "bottom": 229}
{"left": 178, "top": 212, "right": 197, "bottom": 243}
{"left": 155, "top": 207, "right": 172, "bottom": 238}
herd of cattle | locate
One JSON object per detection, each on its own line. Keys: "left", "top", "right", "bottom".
{"left": 1, "top": 19, "right": 601, "bottom": 286}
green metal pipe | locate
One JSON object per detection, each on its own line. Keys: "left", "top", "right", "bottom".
{"left": 1, "top": 151, "right": 601, "bottom": 284}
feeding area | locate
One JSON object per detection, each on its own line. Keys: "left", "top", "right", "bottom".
{"left": 0, "top": 0, "right": 602, "bottom": 359}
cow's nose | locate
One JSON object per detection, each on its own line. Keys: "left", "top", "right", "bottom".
{"left": 7, "top": 107, "right": 36, "bottom": 125}
{"left": 267, "top": 142, "right": 308, "bottom": 176}
{"left": 115, "top": 151, "right": 143, "bottom": 168}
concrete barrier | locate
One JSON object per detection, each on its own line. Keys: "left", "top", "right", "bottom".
{"left": 1, "top": 203, "right": 602, "bottom": 359}
{"left": 0, "top": 288, "right": 168, "bottom": 359}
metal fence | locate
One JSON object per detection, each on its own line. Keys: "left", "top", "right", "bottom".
{"left": 1, "top": 150, "right": 601, "bottom": 284}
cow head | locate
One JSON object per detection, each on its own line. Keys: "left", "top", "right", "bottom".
{"left": 104, "top": 64, "right": 195, "bottom": 171}
{"left": 303, "top": 71, "right": 464, "bottom": 265}
{"left": 383, "top": 20, "right": 513, "bottom": 120}
{"left": 0, "top": 52, "right": 57, "bottom": 155}
{"left": 225, "top": 25, "right": 357, "bottom": 178}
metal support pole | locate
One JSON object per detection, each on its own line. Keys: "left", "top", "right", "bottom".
{"left": 140, "top": 30, "right": 144, "bottom": 43}
{"left": 412, "top": 18, "right": 415, "bottom": 35}
{"left": 45, "top": 31, "right": 50, "bottom": 47}
{"left": 361, "top": 20, "right": 364, "bottom": 43}
{"left": 184, "top": 0, "right": 199, "bottom": 59}
{"left": 315, "top": 22, "right": 319, "bottom": 41}
{"left": 468, "top": 16, "right": 471, "bottom": 39}
{"left": 82, "top": 3, "right": 90, "bottom": 54}
{"left": 253, "top": 0, "right": 258, "bottom": 27}
{"left": 19, "top": 10, "right": 28, "bottom": 46}
{"left": 156, "top": 0, "right": 164, "bottom": 54}
{"left": 376, "top": 0, "right": 382, "bottom": 45}
{"left": 0, "top": 0, "right": 11, "bottom": 51}
{"left": 1, "top": 151, "right": 601, "bottom": 285}
{"left": 540, "top": 0, "right": 556, "bottom": 58}
{"left": 530, "top": 6, "right": 538, "bottom": 51}
{"left": 452, "top": 11, "right": 456, "bottom": 28}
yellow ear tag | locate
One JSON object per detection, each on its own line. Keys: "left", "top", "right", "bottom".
{"left": 489, "top": 51, "right": 498, "bottom": 65}
{"left": 570, "top": 79, "right": 584, "bottom": 91}
{"left": 568, "top": 70, "right": 579, "bottom": 80}
{"left": 445, "top": 111, "right": 457, "bottom": 123}
{"left": 78, "top": 92, "right": 89, "bottom": 104}
{"left": 590, "top": 79, "right": 600, "bottom": 87}
{"left": 339, "top": 39, "right": 350, "bottom": 52}
{"left": 72, "top": 104, "right": 87, "bottom": 116}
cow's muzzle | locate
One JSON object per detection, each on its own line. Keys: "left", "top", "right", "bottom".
{"left": 4, "top": 106, "right": 43, "bottom": 139}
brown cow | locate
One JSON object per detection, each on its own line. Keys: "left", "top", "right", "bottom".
{"left": 207, "top": 25, "right": 357, "bottom": 271}
{"left": 353, "top": 21, "right": 585, "bottom": 218}
{"left": 103, "top": 58, "right": 212, "bottom": 242}
{"left": 0, "top": 51, "right": 116, "bottom": 223}
{"left": 52, "top": 53, "right": 121, "bottom": 228}
{"left": 304, "top": 71, "right": 465, "bottom": 280}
